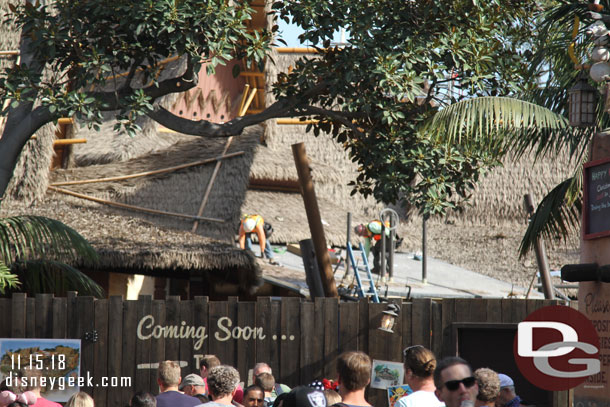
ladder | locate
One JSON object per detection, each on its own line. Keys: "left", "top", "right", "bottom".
{"left": 346, "top": 243, "right": 380, "bottom": 303}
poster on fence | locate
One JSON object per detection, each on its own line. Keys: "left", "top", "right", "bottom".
{"left": 370, "top": 359, "right": 404, "bottom": 390}
{"left": 0, "top": 338, "right": 81, "bottom": 402}
{"left": 387, "top": 385, "right": 412, "bottom": 407}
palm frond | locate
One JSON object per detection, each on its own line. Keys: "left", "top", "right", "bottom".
{"left": 0, "top": 216, "right": 98, "bottom": 266}
{"left": 0, "top": 260, "right": 20, "bottom": 294}
{"left": 12, "top": 259, "right": 104, "bottom": 298}
{"left": 426, "top": 96, "right": 593, "bottom": 162}
{"left": 519, "top": 174, "right": 582, "bottom": 259}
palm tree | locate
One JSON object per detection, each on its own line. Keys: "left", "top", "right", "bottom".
{"left": 425, "top": 1, "right": 601, "bottom": 259}
{"left": 0, "top": 215, "right": 103, "bottom": 297}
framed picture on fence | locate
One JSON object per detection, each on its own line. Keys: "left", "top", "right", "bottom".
{"left": 370, "top": 359, "right": 404, "bottom": 390}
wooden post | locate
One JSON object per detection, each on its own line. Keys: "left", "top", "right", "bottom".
{"left": 422, "top": 217, "right": 427, "bottom": 284}
{"left": 523, "top": 194, "right": 554, "bottom": 299}
{"left": 292, "top": 142, "right": 338, "bottom": 297}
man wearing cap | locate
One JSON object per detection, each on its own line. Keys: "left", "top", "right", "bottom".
{"left": 181, "top": 374, "right": 209, "bottom": 404}
{"left": 354, "top": 220, "right": 392, "bottom": 274}
{"left": 238, "top": 214, "right": 278, "bottom": 265}
{"left": 156, "top": 361, "right": 201, "bottom": 407}
{"left": 433, "top": 356, "right": 478, "bottom": 407}
{"left": 272, "top": 386, "right": 326, "bottom": 407}
{"left": 495, "top": 374, "right": 525, "bottom": 407}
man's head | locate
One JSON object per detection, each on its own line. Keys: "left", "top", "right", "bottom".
{"left": 336, "top": 351, "right": 372, "bottom": 392}
{"left": 473, "top": 368, "right": 500, "bottom": 405}
{"left": 354, "top": 224, "right": 368, "bottom": 237}
{"left": 433, "top": 357, "right": 478, "bottom": 407}
{"left": 179, "top": 373, "right": 206, "bottom": 396}
{"left": 253, "top": 362, "right": 272, "bottom": 377}
{"left": 243, "top": 385, "right": 265, "bottom": 407}
{"left": 200, "top": 355, "right": 221, "bottom": 378}
{"left": 272, "top": 386, "right": 326, "bottom": 407}
{"left": 157, "top": 361, "right": 181, "bottom": 390}
{"left": 207, "top": 365, "right": 240, "bottom": 400}
{"left": 496, "top": 374, "right": 516, "bottom": 406}
{"left": 130, "top": 392, "right": 156, "bottom": 407}
{"left": 254, "top": 372, "right": 275, "bottom": 392}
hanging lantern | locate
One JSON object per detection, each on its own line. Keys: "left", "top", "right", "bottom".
{"left": 378, "top": 303, "right": 400, "bottom": 333}
{"left": 569, "top": 74, "right": 598, "bottom": 127}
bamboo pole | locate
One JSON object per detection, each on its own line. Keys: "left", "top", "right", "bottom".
{"left": 58, "top": 118, "right": 74, "bottom": 125}
{"left": 49, "top": 186, "right": 225, "bottom": 223}
{"left": 191, "top": 85, "right": 256, "bottom": 233}
{"left": 50, "top": 151, "right": 245, "bottom": 187}
{"left": 53, "top": 138, "right": 87, "bottom": 146}
{"left": 276, "top": 119, "right": 320, "bottom": 125}
{"left": 0, "top": 50, "right": 19, "bottom": 56}
{"left": 276, "top": 47, "right": 319, "bottom": 54}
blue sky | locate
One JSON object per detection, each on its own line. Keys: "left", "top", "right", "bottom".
{"left": 276, "top": 19, "right": 347, "bottom": 47}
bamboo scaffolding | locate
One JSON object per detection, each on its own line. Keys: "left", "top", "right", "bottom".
{"left": 49, "top": 186, "right": 225, "bottom": 223}
{"left": 50, "top": 151, "right": 245, "bottom": 187}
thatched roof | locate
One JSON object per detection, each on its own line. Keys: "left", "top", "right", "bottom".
{"left": 0, "top": 195, "right": 262, "bottom": 292}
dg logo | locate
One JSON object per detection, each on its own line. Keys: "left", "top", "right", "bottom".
{"left": 514, "top": 305, "right": 600, "bottom": 391}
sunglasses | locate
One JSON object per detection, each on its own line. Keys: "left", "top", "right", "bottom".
{"left": 402, "top": 344, "right": 424, "bottom": 357}
{"left": 443, "top": 376, "right": 476, "bottom": 391}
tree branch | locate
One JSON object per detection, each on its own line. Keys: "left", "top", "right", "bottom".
{"left": 91, "top": 55, "right": 198, "bottom": 112}
{"left": 299, "top": 105, "right": 368, "bottom": 137}
{"left": 146, "top": 81, "right": 333, "bottom": 137}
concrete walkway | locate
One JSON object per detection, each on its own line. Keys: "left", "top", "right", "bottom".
{"left": 264, "top": 247, "right": 543, "bottom": 299}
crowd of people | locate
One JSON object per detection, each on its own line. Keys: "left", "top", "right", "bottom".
{"left": 0, "top": 349, "right": 528, "bottom": 407}
{"left": 146, "top": 349, "right": 527, "bottom": 407}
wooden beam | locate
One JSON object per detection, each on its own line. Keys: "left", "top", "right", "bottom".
{"left": 50, "top": 151, "right": 245, "bottom": 186}
{"left": 58, "top": 118, "right": 74, "bottom": 125}
{"left": 0, "top": 50, "right": 19, "bottom": 56}
{"left": 239, "top": 72, "right": 264, "bottom": 77}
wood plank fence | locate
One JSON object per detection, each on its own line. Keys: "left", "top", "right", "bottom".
{"left": 1, "top": 294, "right": 567, "bottom": 407}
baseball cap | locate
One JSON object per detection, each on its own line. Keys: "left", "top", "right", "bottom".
{"left": 273, "top": 386, "right": 327, "bottom": 407}
{"left": 498, "top": 374, "right": 514, "bottom": 388}
{"left": 179, "top": 373, "right": 205, "bottom": 390}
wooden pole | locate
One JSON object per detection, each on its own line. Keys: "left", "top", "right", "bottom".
{"left": 49, "top": 186, "right": 225, "bottom": 223}
{"left": 292, "top": 142, "right": 338, "bottom": 297}
{"left": 192, "top": 86, "right": 256, "bottom": 233}
{"left": 51, "top": 151, "right": 244, "bottom": 186}
{"left": 523, "top": 194, "right": 554, "bottom": 299}
{"left": 344, "top": 212, "right": 352, "bottom": 280}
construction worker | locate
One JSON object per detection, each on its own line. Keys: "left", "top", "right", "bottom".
{"left": 239, "top": 214, "right": 279, "bottom": 265}
{"left": 354, "top": 220, "right": 391, "bottom": 274}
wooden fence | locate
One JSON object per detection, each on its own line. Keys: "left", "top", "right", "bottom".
{"left": 0, "top": 294, "right": 567, "bottom": 407}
